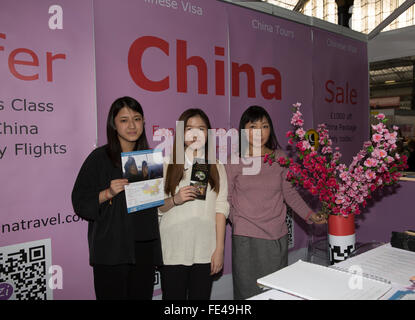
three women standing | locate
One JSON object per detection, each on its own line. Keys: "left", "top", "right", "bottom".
{"left": 72, "top": 98, "right": 324, "bottom": 300}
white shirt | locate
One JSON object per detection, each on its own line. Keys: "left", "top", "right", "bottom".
{"left": 159, "top": 158, "right": 229, "bottom": 266}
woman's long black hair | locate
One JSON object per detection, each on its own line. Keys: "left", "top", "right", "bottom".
{"left": 106, "top": 96, "right": 149, "bottom": 167}
{"left": 238, "top": 105, "right": 280, "bottom": 157}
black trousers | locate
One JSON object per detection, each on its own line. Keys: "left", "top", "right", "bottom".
{"left": 160, "top": 264, "right": 213, "bottom": 300}
{"left": 93, "top": 241, "right": 156, "bottom": 300}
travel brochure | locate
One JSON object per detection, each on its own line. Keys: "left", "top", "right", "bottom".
{"left": 121, "top": 149, "right": 164, "bottom": 213}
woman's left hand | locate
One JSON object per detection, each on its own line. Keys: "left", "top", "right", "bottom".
{"left": 210, "top": 247, "right": 224, "bottom": 275}
{"left": 310, "top": 212, "right": 327, "bottom": 224}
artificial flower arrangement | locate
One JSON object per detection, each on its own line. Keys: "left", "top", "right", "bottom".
{"left": 273, "top": 102, "right": 408, "bottom": 218}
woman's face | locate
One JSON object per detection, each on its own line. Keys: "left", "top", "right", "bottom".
{"left": 184, "top": 115, "right": 208, "bottom": 151}
{"left": 244, "top": 116, "right": 271, "bottom": 148}
{"left": 114, "top": 106, "right": 144, "bottom": 147}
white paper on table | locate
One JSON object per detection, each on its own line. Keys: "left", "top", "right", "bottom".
{"left": 257, "top": 260, "right": 392, "bottom": 300}
{"left": 248, "top": 289, "right": 303, "bottom": 300}
{"left": 332, "top": 243, "right": 415, "bottom": 287}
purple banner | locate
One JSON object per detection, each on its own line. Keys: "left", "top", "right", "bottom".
{"left": 227, "top": 5, "right": 314, "bottom": 140}
{"left": 0, "top": 0, "right": 96, "bottom": 300}
{"left": 94, "top": 0, "right": 230, "bottom": 149}
{"left": 312, "top": 28, "right": 369, "bottom": 165}
{"left": 227, "top": 5, "right": 315, "bottom": 250}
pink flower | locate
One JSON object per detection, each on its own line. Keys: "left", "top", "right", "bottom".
{"left": 296, "top": 128, "right": 306, "bottom": 139}
{"left": 356, "top": 195, "right": 364, "bottom": 203}
{"left": 295, "top": 119, "right": 304, "bottom": 126}
{"left": 372, "top": 148, "right": 387, "bottom": 159}
{"left": 375, "top": 113, "right": 385, "bottom": 120}
{"left": 296, "top": 141, "right": 311, "bottom": 151}
{"left": 290, "top": 111, "right": 304, "bottom": 126}
{"left": 363, "top": 141, "right": 372, "bottom": 148}
{"left": 393, "top": 125, "right": 399, "bottom": 131}
{"left": 322, "top": 146, "right": 333, "bottom": 154}
{"left": 372, "top": 123, "right": 384, "bottom": 134}
{"left": 364, "top": 158, "right": 378, "bottom": 167}
{"left": 365, "top": 170, "right": 375, "bottom": 180}
{"left": 372, "top": 134, "right": 383, "bottom": 143}
{"left": 335, "top": 197, "right": 344, "bottom": 205}
{"left": 388, "top": 133, "right": 397, "bottom": 146}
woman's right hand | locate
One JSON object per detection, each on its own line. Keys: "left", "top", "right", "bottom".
{"left": 109, "top": 179, "right": 129, "bottom": 197}
{"left": 173, "top": 186, "right": 198, "bottom": 205}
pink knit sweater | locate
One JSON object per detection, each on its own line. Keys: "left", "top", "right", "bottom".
{"left": 225, "top": 149, "right": 313, "bottom": 240}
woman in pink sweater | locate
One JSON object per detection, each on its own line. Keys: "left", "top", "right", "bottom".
{"left": 226, "top": 106, "right": 326, "bottom": 300}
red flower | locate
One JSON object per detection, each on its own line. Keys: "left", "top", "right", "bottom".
{"left": 310, "top": 186, "right": 318, "bottom": 195}
{"left": 327, "top": 178, "right": 338, "bottom": 188}
{"left": 278, "top": 157, "right": 286, "bottom": 165}
{"left": 264, "top": 153, "right": 275, "bottom": 166}
{"left": 286, "top": 131, "right": 294, "bottom": 138}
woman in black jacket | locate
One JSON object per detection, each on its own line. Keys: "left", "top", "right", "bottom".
{"left": 72, "top": 96, "right": 162, "bottom": 300}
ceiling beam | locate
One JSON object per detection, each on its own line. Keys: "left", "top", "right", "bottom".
{"left": 368, "top": 0, "right": 415, "bottom": 40}
{"left": 370, "top": 59, "right": 415, "bottom": 71}
{"left": 293, "top": 0, "right": 310, "bottom": 12}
